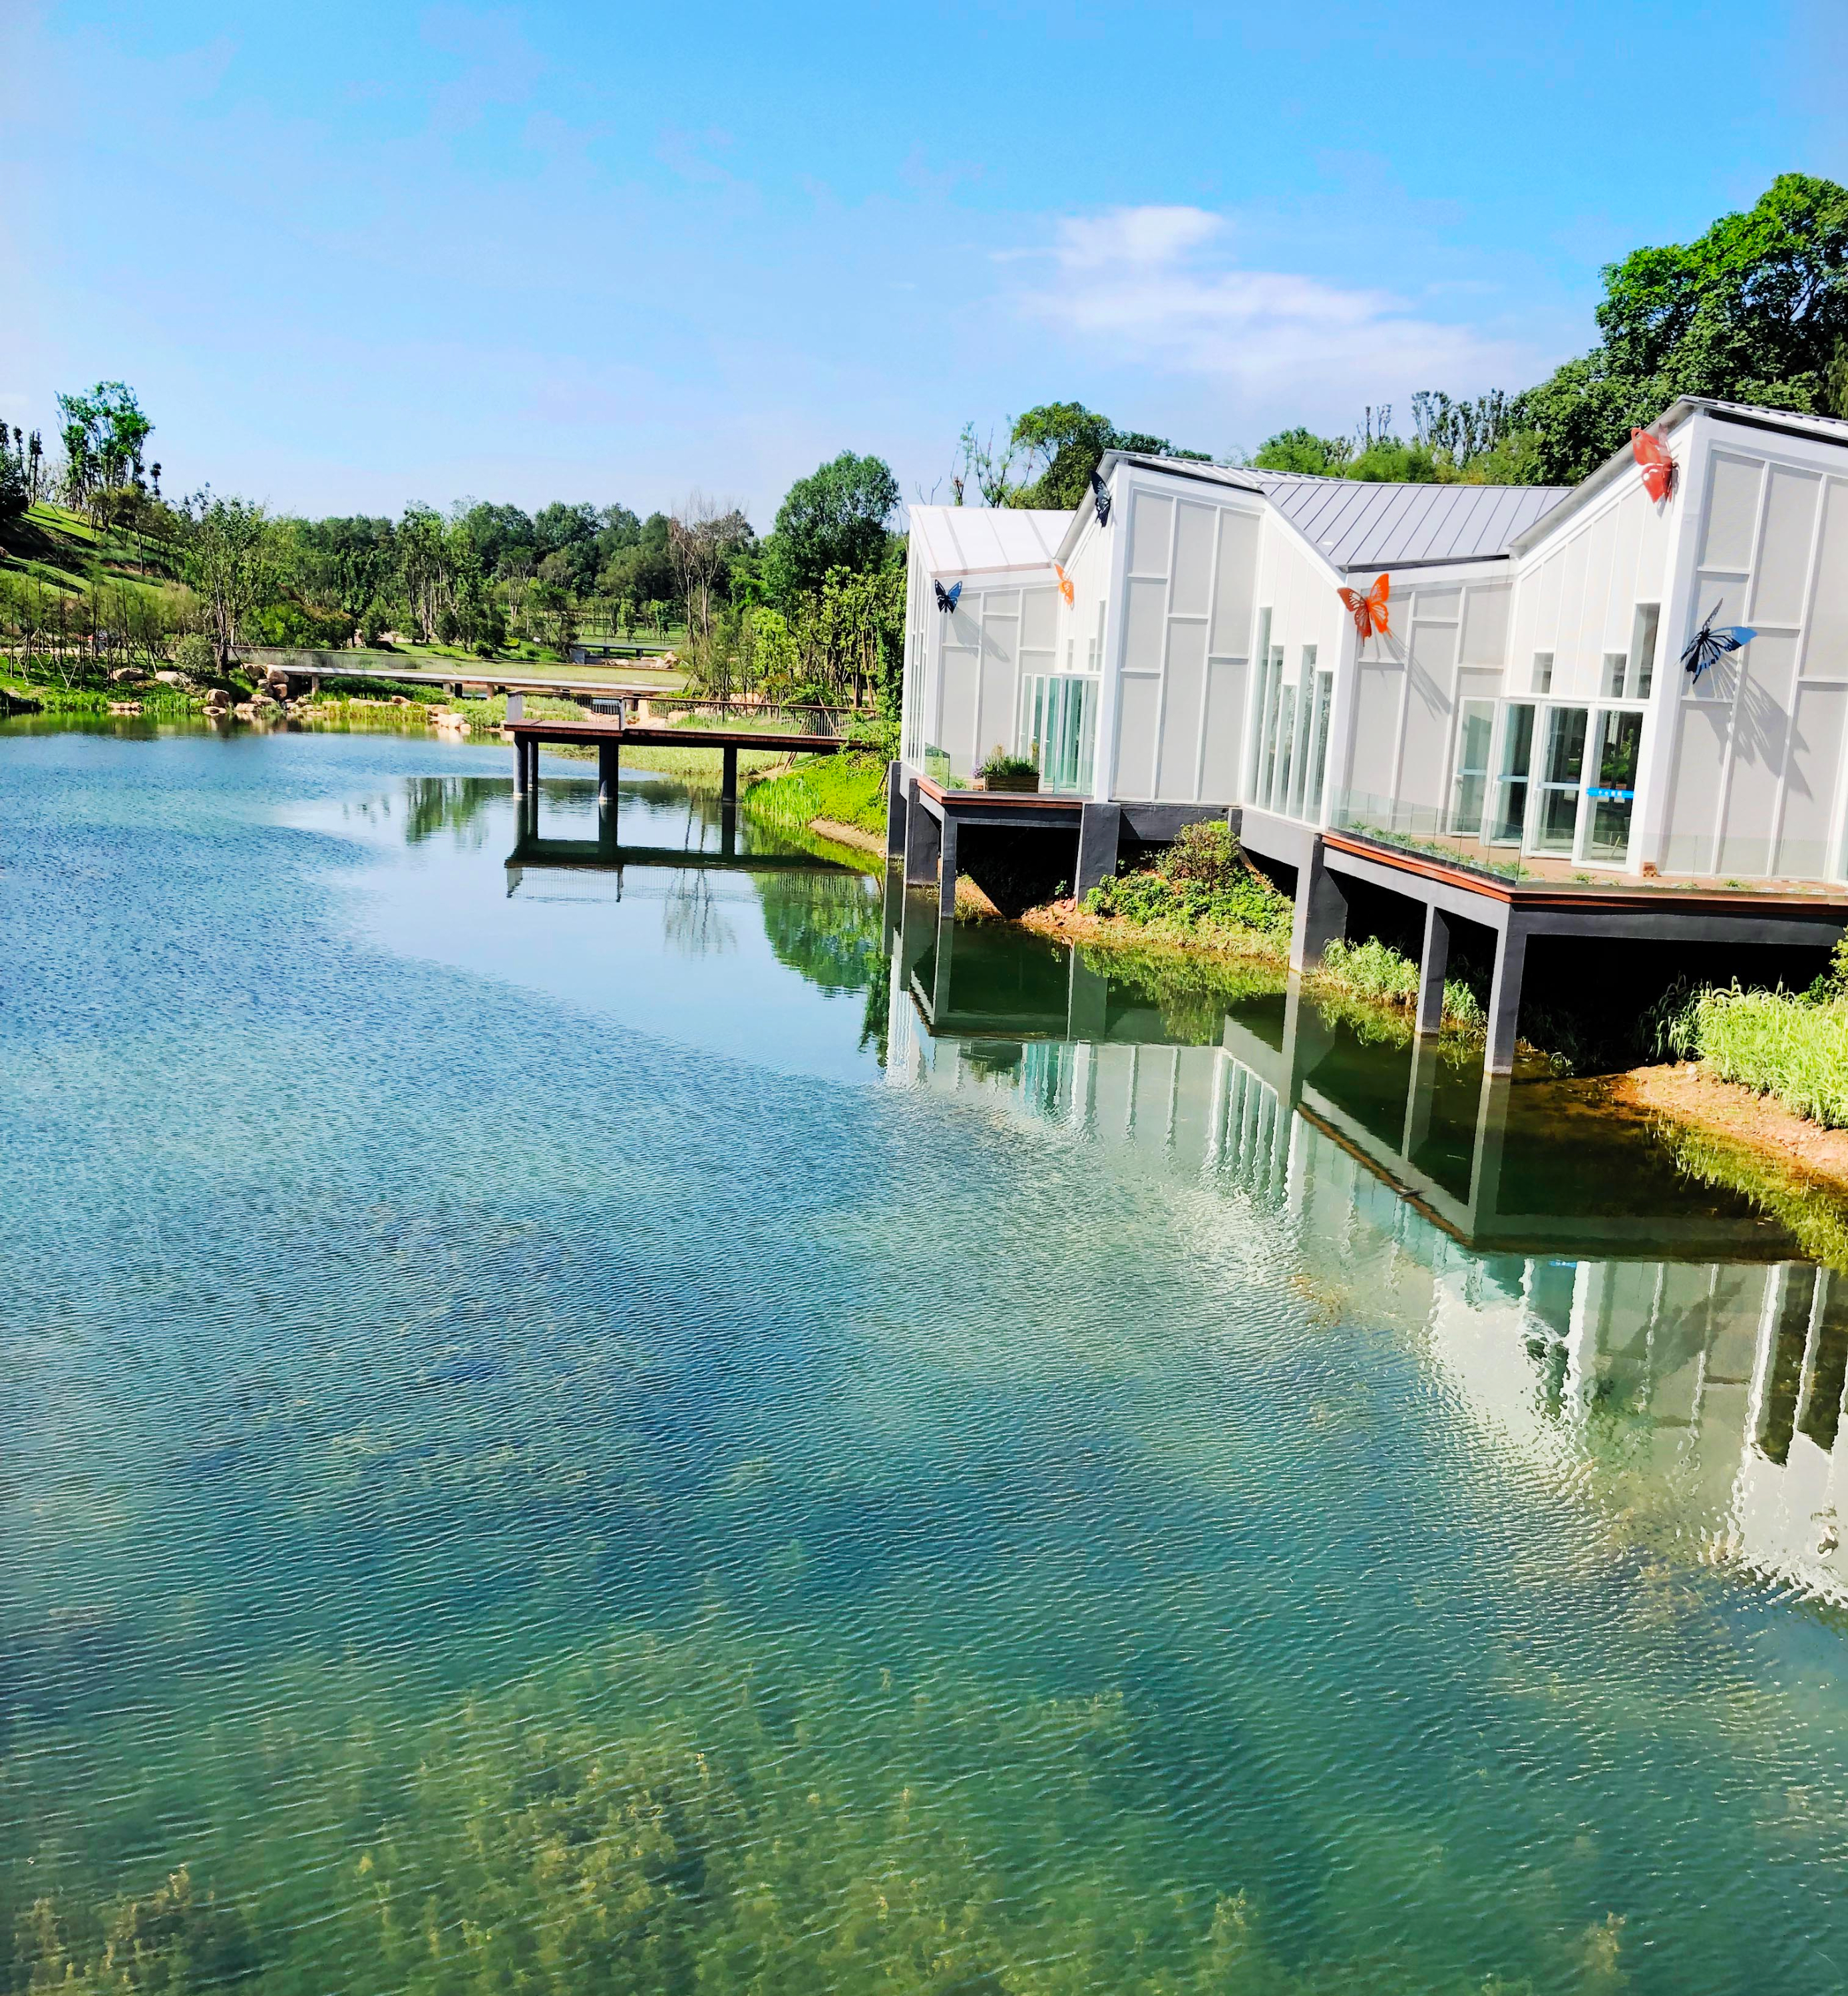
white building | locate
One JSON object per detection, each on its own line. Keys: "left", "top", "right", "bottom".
{"left": 901, "top": 398, "right": 1848, "bottom": 885}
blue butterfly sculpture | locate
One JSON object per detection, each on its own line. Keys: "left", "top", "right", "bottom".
{"left": 1681, "top": 600, "right": 1757, "bottom": 682}
{"left": 1090, "top": 470, "right": 1112, "bottom": 526}
{"left": 934, "top": 579, "right": 962, "bottom": 612}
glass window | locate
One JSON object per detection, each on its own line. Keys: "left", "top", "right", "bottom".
{"left": 1535, "top": 706, "right": 1588, "bottom": 853}
{"left": 1491, "top": 703, "right": 1535, "bottom": 844}
{"left": 1304, "top": 671, "right": 1334, "bottom": 820}
{"left": 1630, "top": 603, "right": 1660, "bottom": 698}
{"left": 1287, "top": 646, "right": 1319, "bottom": 817}
{"left": 1604, "top": 652, "right": 1628, "bottom": 697}
{"left": 1533, "top": 651, "right": 1554, "bottom": 695}
{"left": 1270, "top": 683, "right": 1298, "bottom": 814}
{"left": 1451, "top": 699, "right": 1495, "bottom": 837}
{"left": 1244, "top": 610, "right": 1273, "bottom": 799}
{"left": 1016, "top": 673, "right": 1097, "bottom": 792}
{"left": 1585, "top": 709, "right": 1643, "bottom": 861}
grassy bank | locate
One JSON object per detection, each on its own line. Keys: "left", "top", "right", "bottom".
{"left": 740, "top": 750, "right": 890, "bottom": 838}
{"left": 1069, "top": 823, "right": 1487, "bottom": 1037}
{"left": 1661, "top": 964, "right": 1848, "bottom": 1128}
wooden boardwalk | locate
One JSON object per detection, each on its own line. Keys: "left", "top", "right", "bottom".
{"left": 507, "top": 716, "right": 846, "bottom": 808}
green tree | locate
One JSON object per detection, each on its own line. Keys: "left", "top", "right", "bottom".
{"left": 1250, "top": 426, "right": 1353, "bottom": 475}
{"left": 180, "top": 495, "right": 276, "bottom": 666}
{"left": 1004, "top": 402, "right": 1202, "bottom": 508}
{"left": 763, "top": 451, "right": 898, "bottom": 602}
{"left": 1517, "top": 174, "right": 1848, "bottom": 481}
{"left": 0, "top": 426, "right": 27, "bottom": 524}
{"left": 56, "top": 381, "right": 154, "bottom": 526}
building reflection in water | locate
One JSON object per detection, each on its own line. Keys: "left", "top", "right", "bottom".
{"left": 882, "top": 879, "right": 1848, "bottom": 1609}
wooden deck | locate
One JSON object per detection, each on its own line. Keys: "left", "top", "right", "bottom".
{"left": 508, "top": 717, "right": 846, "bottom": 756}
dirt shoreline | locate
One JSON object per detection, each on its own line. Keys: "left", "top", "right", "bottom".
{"left": 1610, "top": 1062, "right": 1848, "bottom": 1198}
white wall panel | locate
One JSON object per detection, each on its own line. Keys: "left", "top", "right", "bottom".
{"left": 1210, "top": 512, "right": 1259, "bottom": 655}
{"left": 1398, "top": 623, "right": 1457, "bottom": 812}
{"left": 1460, "top": 584, "right": 1511, "bottom": 665}
{"left": 1722, "top": 630, "right": 1793, "bottom": 874}
{"left": 1201, "top": 659, "right": 1246, "bottom": 804}
{"left": 1803, "top": 479, "right": 1848, "bottom": 679}
{"left": 1127, "top": 493, "right": 1173, "bottom": 577}
{"left": 1123, "top": 578, "right": 1167, "bottom": 673}
{"left": 1752, "top": 468, "right": 1820, "bottom": 627}
{"left": 1171, "top": 502, "right": 1216, "bottom": 617}
{"left": 1702, "top": 454, "right": 1763, "bottom": 571}
{"left": 1020, "top": 583, "right": 1058, "bottom": 651}
{"left": 939, "top": 648, "right": 979, "bottom": 772}
{"left": 1779, "top": 685, "right": 1847, "bottom": 878}
{"left": 1114, "top": 675, "right": 1160, "bottom": 799}
{"left": 1349, "top": 663, "right": 1404, "bottom": 806}
{"left": 1157, "top": 621, "right": 1207, "bottom": 800}
{"left": 975, "top": 607, "right": 1018, "bottom": 760}
{"left": 1664, "top": 705, "right": 1729, "bottom": 874}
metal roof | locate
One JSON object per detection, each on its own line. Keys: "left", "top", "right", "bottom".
{"left": 1678, "top": 397, "right": 1848, "bottom": 446}
{"left": 1249, "top": 472, "right": 1570, "bottom": 570}
{"left": 906, "top": 505, "right": 1073, "bottom": 577}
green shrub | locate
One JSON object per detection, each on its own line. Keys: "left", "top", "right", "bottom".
{"left": 1084, "top": 823, "right": 1292, "bottom": 941}
{"left": 1665, "top": 983, "right": 1848, "bottom": 1128}
{"left": 174, "top": 632, "right": 216, "bottom": 677}
{"left": 976, "top": 744, "right": 1039, "bottom": 780}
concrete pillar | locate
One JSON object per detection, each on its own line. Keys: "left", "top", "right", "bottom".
{"left": 937, "top": 811, "right": 960, "bottom": 915}
{"left": 1484, "top": 921, "right": 1529, "bottom": 1075}
{"left": 904, "top": 786, "right": 941, "bottom": 889}
{"left": 885, "top": 761, "right": 906, "bottom": 859}
{"left": 598, "top": 740, "right": 620, "bottom": 804}
{"left": 506, "top": 691, "right": 524, "bottom": 721}
{"left": 1414, "top": 904, "right": 1451, "bottom": 1037}
{"left": 1289, "top": 839, "right": 1347, "bottom": 973}
{"left": 512, "top": 733, "right": 528, "bottom": 793}
{"left": 721, "top": 743, "right": 739, "bottom": 804}
{"left": 1075, "top": 803, "right": 1123, "bottom": 901}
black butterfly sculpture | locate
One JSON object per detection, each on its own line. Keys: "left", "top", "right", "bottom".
{"left": 934, "top": 579, "right": 962, "bottom": 613}
{"left": 1090, "top": 469, "right": 1112, "bottom": 526}
{"left": 1681, "top": 599, "right": 1757, "bottom": 682}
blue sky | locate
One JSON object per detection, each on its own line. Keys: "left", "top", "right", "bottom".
{"left": 2, "top": 1, "right": 1843, "bottom": 526}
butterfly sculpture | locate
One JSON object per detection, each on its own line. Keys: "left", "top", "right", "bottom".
{"left": 1631, "top": 427, "right": 1675, "bottom": 502}
{"left": 1681, "top": 600, "right": 1756, "bottom": 682}
{"left": 934, "top": 579, "right": 962, "bottom": 613}
{"left": 1054, "top": 563, "right": 1074, "bottom": 606}
{"left": 1336, "top": 573, "right": 1390, "bottom": 642}
{"left": 1090, "top": 469, "right": 1112, "bottom": 526}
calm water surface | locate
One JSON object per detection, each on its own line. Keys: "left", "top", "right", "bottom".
{"left": 3, "top": 723, "right": 1847, "bottom": 1995}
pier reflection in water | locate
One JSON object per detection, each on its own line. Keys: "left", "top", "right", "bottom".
{"left": 883, "top": 877, "right": 1848, "bottom": 1610}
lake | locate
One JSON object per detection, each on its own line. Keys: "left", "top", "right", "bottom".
{"left": 3, "top": 721, "right": 1845, "bottom": 1995}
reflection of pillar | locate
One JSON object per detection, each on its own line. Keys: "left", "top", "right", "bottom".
{"left": 904, "top": 786, "right": 940, "bottom": 888}
{"left": 1485, "top": 921, "right": 1529, "bottom": 1075}
{"left": 1290, "top": 840, "right": 1347, "bottom": 972}
{"left": 721, "top": 743, "right": 739, "bottom": 804}
{"left": 1067, "top": 953, "right": 1108, "bottom": 1039}
{"left": 1414, "top": 904, "right": 1450, "bottom": 1037}
{"left": 1403, "top": 1029, "right": 1440, "bottom": 1158}
{"left": 930, "top": 915, "right": 956, "bottom": 1019}
{"left": 719, "top": 802, "right": 737, "bottom": 860}
{"left": 1469, "top": 1069, "right": 1513, "bottom": 1228}
{"left": 1281, "top": 974, "right": 1336, "bottom": 1108}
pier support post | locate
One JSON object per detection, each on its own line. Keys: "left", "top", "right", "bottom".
{"left": 1289, "top": 839, "right": 1348, "bottom": 973}
{"left": 1485, "top": 921, "right": 1529, "bottom": 1075}
{"left": 886, "top": 761, "right": 906, "bottom": 858}
{"left": 937, "top": 812, "right": 960, "bottom": 917}
{"left": 1075, "top": 804, "right": 1123, "bottom": 900}
{"left": 512, "top": 734, "right": 528, "bottom": 794}
{"left": 904, "top": 786, "right": 941, "bottom": 890}
{"left": 1414, "top": 905, "right": 1451, "bottom": 1037}
{"left": 598, "top": 739, "right": 620, "bottom": 804}
{"left": 721, "top": 744, "right": 739, "bottom": 805}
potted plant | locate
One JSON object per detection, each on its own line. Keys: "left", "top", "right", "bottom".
{"left": 973, "top": 746, "right": 1040, "bottom": 794}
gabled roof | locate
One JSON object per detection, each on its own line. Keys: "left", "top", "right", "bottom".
{"left": 907, "top": 505, "right": 1072, "bottom": 577}
{"left": 1250, "top": 472, "right": 1570, "bottom": 571}
{"left": 1064, "top": 450, "right": 1569, "bottom": 571}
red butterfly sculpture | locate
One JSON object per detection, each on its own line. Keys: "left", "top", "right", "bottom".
{"left": 1632, "top": 428, "right": 1675, "bottom": 502}
{"left": 1337, "top": 573, "right": 1390, "bottom": 641}
{"left": 1054, "top": 562, "right": 1074, "bottom": 607}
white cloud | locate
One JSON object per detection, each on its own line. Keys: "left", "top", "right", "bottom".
{"left": 1007, "top": 204, "right": 1545, "bottom": 424}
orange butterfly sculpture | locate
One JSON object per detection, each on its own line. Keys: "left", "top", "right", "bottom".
{"left": 1337, "top": 573, "right": 1390, "bottom": 641}
{"left": 1054, "top": 562, "right": 1074, "bottom": 606}
{"left": 1632, "top": 427, "right": 1675, "bottom": 502}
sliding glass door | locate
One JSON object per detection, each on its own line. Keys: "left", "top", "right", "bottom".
{"left": 1533, "top": 706, "right": 1588, "bottom": 854}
